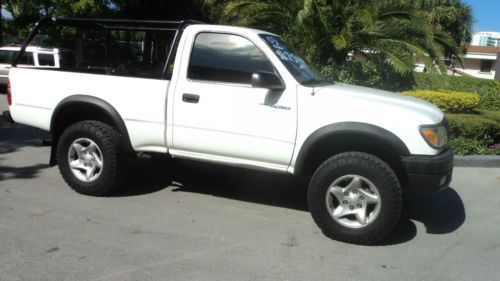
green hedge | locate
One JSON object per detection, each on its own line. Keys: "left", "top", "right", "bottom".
{"left": 446, "top": 113, "right": 500, "bottom": 155}
{"left": 414, "top": 73, "right": 500, "bottom": 110}
{"left": 449, "top": 137, "right": 500, "bottom": 155}
{"left": 446, "top": 114, "right": 500, "bottom": 141}
{"left": 401, "top": 90, "right": 480, "bottom": 113}
{"left": 479, "top": 110, "right": 500, "bottom": 123}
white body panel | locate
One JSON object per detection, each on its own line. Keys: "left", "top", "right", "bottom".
{"left": 8, "top": 24, "right": 446, "bottom": 175}
{"left": 289, "top": 83, "right": 442, "bottom": 173}
{"left": 9, "top": 69, "right": 168, "bottom": 152}
{"left": 169, "top": 81, "right": 296, "bottom": 170}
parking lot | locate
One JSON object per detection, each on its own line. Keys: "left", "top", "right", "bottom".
{"left": 1, "top": 94, "right": 500, "bottom": 281}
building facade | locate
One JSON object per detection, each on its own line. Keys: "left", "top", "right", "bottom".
{"left": 453, "top": 46, "right": 500, "bottom": 80}
{"left": 415, "top": 32, "right": 500, "bottom": 80}
{"left": 471, "top": 32, "right": 500, "bottom": 47}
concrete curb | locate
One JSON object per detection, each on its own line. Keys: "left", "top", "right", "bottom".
{"left": 454, "top": 155, "right": 500, "bottom": 168}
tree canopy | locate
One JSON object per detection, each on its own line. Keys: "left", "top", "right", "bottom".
{"left": 1, "top": 0, "right": 473, "bottom": 89}
{"left": 217, "top": 0, "right": 473, "bottom": 76}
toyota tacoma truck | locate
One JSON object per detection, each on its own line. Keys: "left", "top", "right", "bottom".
{"left": 3, "top": 17, "right": 453, "bottom": 244}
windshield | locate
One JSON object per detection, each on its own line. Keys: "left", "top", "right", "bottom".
{"left": 260, "top": 34, "right": 332, "bottom": 85}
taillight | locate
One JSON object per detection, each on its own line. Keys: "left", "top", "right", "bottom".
{"left": 7, "top": 81, "right": 11, "bottom": 106}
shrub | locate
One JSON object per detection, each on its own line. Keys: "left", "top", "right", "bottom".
{"left": 449, "top": 137, "right": 499, "bottom": 156}
{"left": 446, "top": 114, "right": 500, "bottom": 142}
{"left": 479, "top": 110, "right": 500, "bottom": 123}
{"left": 401, "top": 90, "right": 480, "bottom": 113}
{"left": 413, "top": 73, "right": 500, "bottom": 110}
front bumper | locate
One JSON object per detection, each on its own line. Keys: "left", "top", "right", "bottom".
{"left": 401, "top": 148, "right": 454, "bottom": 195}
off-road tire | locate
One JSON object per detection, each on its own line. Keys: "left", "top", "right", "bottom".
{"left": 308, "top": 152, "right": 402, "bottom": 244}
{"left": 57, "top": 120, "right": 125, "bottom": 196}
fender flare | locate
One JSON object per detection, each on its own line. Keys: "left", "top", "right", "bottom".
{"left": 49, "top": 95, "right": 134, "bottom": 164}
{"left": 293, "top": 122, "right": 410, "bottom": 175}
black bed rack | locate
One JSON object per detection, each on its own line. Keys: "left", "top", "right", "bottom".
{"left": 12, "top": 17, "right": 203, "bottom": 78}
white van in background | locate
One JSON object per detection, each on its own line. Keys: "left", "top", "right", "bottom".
{"left": 0, "top": 46, "right": 64, "bottom": 92}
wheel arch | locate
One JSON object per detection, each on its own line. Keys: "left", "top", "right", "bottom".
{"left": 294, "top": 122, "right": 410, "bottom": 184}
{"left": 49, "top": 95, "right": 134, "bottom": 165}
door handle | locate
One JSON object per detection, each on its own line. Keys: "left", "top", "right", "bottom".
{"left": 182, "top": 93, "right": 200, "bottom": 103}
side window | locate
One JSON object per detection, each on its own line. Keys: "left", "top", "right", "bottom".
{"left": 17, "top": 52, "right": 34, "bottom": 66}
{"left": 38, "top": 53, "right": 55, "bottom": 66}
{"left": 188, "top": 33, "right": 275, "bottom": 84}
{"left": 0, "top": 50, "right": 16, "bottom": 64}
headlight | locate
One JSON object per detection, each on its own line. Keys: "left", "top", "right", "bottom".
{"left": 419, "top": 125, "right": 448, "bottom": 149}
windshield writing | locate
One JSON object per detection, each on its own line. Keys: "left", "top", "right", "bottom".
{"left": 260, "top": 35, "right": 331, "bottom": 85}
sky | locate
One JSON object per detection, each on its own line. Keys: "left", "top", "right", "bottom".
{"left": 466, "top": 0, "right": 500, "bottom": 32}
{"left": 1, "top": 6, "right": 11, "bottom": 19}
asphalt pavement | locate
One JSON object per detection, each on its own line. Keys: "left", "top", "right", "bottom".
{"left": 1, "top": 94, "right": 500, "bottom": 281}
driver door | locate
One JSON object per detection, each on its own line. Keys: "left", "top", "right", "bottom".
{"left": 171, "top": 32, "right": 297, "bottom": 169}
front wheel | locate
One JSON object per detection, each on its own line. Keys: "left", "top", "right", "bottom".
{"left": 308, "top": 152, "right": 402, "bottom": 244}
{"left": 57, "top": 120, "right": 125, "bottom": 196}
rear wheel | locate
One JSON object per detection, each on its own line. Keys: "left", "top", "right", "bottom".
{"left": 57, "top": 120, "right": 125, "bottom": 196}
{"left": 308, "top": 152, "right": 402, "bottom": 244}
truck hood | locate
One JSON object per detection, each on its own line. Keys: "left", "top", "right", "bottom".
{"left": 310, "top": 83, "right": 444, "bottom": 125}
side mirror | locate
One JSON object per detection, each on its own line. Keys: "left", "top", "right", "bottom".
{"left": 251, "top": 72, "right": 285, "bottom": 91}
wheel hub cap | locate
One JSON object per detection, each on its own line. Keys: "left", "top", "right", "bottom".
{"left": 67, "top": 138, "right": 104, "bottom": 182}
{"left": 325, "top": 175, "right": 381, "bottom": 228}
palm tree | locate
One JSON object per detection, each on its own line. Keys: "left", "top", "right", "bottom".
{"left": 217, "top": 0, "right": 470, "bottom": 75}
{"left": 410, "top": 0, "right": 473, "bottom": 51}
{"left": 406, "top": 0, "right": 472, "bottom": 69}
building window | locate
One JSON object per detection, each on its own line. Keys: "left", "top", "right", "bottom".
{"left": 480, "top": 60, "right": 493, "bottom": 73}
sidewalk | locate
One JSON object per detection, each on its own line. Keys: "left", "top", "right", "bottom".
{"left": 454, "top": 155, "right": 500, "bottom": 167}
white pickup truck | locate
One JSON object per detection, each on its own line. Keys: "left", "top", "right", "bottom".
{"left": 3, "top": 17, "right": 453, "bottom": 244}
